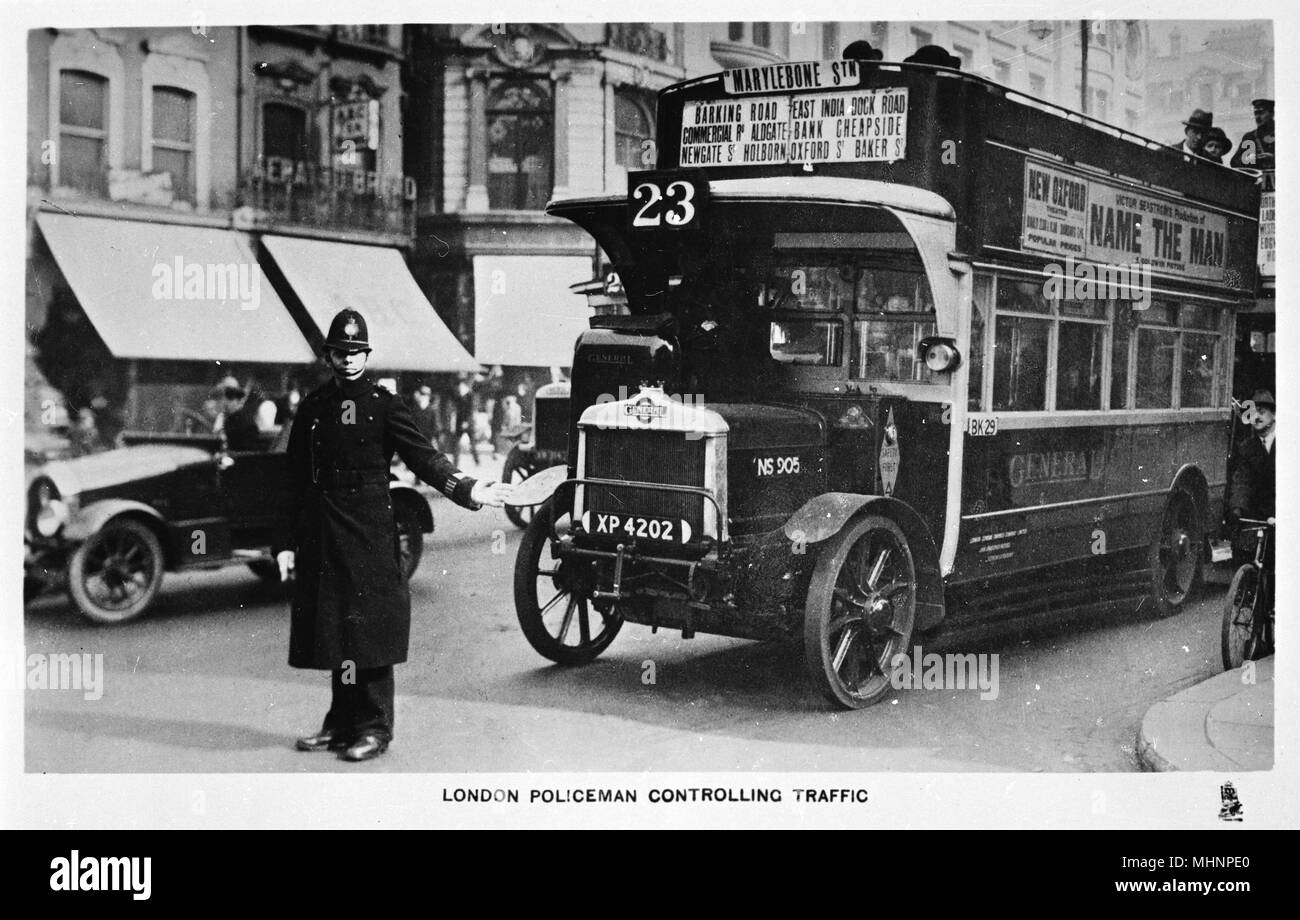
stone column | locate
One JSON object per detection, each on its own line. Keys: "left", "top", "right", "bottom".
{"left": 465, "top": 70, "right": 489, "bottom": 212}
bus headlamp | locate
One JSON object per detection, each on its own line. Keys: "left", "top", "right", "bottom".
{"left": 920, "top": 337, "right": 961, "bottom": 373}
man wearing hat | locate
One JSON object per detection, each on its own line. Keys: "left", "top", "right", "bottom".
{"left": 1227, "top": 388, "right": 1276, "bottom": 556}
{"left": 212, "top": 375, "right": 261, "bottom": 452}
{"left": 904, "top": 44, "right": 962, "bottom": 70}
{"left": 274, "top": 308, "right": 512, "bottom": 762}
{"left": 1173, "top": 109, "right": 1213, "bottom": 158}
{"left": 1230, "top": 99, "right": 1275, "bottom": 169}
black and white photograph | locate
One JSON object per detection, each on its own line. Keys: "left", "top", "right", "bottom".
{"left": 2, "top": 0, "right": 1294, "bottom": 831}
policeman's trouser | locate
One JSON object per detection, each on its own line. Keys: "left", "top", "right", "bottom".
{"left": 324, "top": 666, "right": 395, "bottom": 742}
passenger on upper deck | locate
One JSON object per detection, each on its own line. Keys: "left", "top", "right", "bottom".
{"left": 904, "top": 44, "right": 962, "bottom": 70}
{"left": 1173, "top": 109, "right": 1213, "bottom": 158}
{"left": 1201, "top": 127, "right": 1232, "bottom": 164}
{"left": 1230, "top": 99, "right": 1275, "bottom": 170}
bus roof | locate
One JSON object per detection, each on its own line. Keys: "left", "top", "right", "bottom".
{"left": 653, "top": 60, "right": 1259, "bottom": 295}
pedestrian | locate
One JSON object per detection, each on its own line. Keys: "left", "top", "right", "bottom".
{"left": 452, "top": 376, "right": 484, "bottom": 466}
{"left": 1230, "top": 98, "right": 1275, "bottom": 170}
{"left": 212, "top": 376, "right": 261, "bottom": 451}
{"left": 274, "top": 309, "right": 511, "bottom": 762}
{"left": 904, "top": 44, "right": 962, "bottom": 69}
{"left": 1201, "top": 127, "right": 1232, "bottom": 164}
{"left": 409, "top": 383, "right": 442, "bottom": 447}
{"left": 1226, "top": 389, "right": 1276, "bottom": 569}
{"left": 1173, "top": 109, "right": 1213, "bottom": 158}
{"left": 68, "top": 407, "right": 104, "bottom": 456}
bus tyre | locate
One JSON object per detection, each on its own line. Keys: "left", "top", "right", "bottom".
{"left": 68, "top": 518, "right": 165, "bottom": 624}
{"left": 1148, "top": 491, "right": 1203, "bottom": 617}
{"left": 502, "top": 446, "right": 539, "bottom": 530}
{"left": 515, "top": 500, "right": 622, "bottom": 665}
{"left": 804, "top": 515, "right": 916, "bottom": 709}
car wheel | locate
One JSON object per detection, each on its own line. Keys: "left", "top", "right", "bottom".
{"left": 395, "top": 511, "right": 425, "bottom": 582}
{"left": 515, "top": 500, "right": 621, "bottom": 664}
{"left": 804, "top": 515, "right": 915, "bottom": 709}
{"left": 68, "top": 518, "right": 165, "bottom": 624}
{"left": 502, "top": 446, "right": 538, "bottom": 530}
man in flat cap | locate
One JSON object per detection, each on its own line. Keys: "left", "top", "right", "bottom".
{"left": 274, "top": 308, "right": 512, "bottom": 762}
{"left": 1230, "top": 99, "right": 1275, "bottom": 169}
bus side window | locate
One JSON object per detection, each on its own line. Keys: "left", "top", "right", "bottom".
{"left": 1135, "top": 300, "right": 1178, "bottom": 409}
{"left": 992, "top": 279, "right": 1050, "bottom": 412}
{"left": 968, "top": 274, "right": 992, "bottom": 410}
{"left": 1110, "top": 309, "right": 1133, "bottom": 409}
{"left": 1055, "top": 299, "right": 1106, "bottom": 410}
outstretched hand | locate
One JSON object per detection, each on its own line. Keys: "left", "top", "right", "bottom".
{"left": 471, "top": 479, "right": 514, "bottom": 508}
{"left": 276, "top": 550, "right": 295, "bottom": 582}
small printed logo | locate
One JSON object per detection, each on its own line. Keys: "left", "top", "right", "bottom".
{"left": 625, "top": 397, "right": 668, "bottom": 424}
{"left": 49, "top": 850, "right": 151, "bottom": 900}
{"left": 889, "top": 646, "right": 1000, "bottom": 700}
{"left": 1219, "top": 781, "right": 1244, "bottom": 822}
{"left": 6, "top": 652, "right": 104, "bottom": 700}
{"left": 151, "top": 256, "right": 261, "bottom": 310}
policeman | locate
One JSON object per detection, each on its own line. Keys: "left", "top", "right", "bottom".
{"left": 274, "top": 309, "right": 511, "bottom": 762}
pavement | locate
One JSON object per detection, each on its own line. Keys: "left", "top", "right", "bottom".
{"left": 1136, "top": 654, "right": 1273, "bottom": 772}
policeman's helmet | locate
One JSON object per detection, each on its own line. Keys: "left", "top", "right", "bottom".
{"left": 324, "top": 309, "right": 372, "bottom": 353}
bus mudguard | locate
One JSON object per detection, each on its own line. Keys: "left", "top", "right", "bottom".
{"left": 783, "top": 492, "right": 946, "bottom": 631}
{"left": 1169, "top": 464, "right": 1211, "bottom": 534}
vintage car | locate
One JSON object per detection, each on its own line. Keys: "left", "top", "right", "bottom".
{"left": 500, "top": 381, "right": 571, "bottom": 529}
{"left": 24, "top": 426, "right": 434, "bottom": 624}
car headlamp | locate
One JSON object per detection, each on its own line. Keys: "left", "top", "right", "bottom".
{"left": 28, "top": 478, "right": 68, "bottom": 538}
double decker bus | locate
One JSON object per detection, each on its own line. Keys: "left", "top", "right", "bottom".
{"left": 512, "top": 53, "right": 1261, "bottom": 708}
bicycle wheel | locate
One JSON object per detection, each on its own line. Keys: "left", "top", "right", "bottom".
{"left": 1220, "top": 564, "right": 1261, "bottom": 670}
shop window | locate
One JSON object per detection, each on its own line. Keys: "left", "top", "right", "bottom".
{"left": 58, "top": 69, "right": 108, "bottom": 193}
{"left": 261, "top": 102, "right": 310, "bottom": 182}
{"left": 151, "top": 86, "right": 196, "bottom": 203}
{"left": 615, "top": 91, "right": 655, "bottom": 171}
{"left": 487, "top": 81, "right": 553, "bottom": 211}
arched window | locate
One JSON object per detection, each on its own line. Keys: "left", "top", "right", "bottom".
{"left": 151, "top": 86, "right": 196, "bottom": 203}
{"left": 487, "top": 81, "right": 553, "bottom": 210}
{"left": 614, "top": 91, "right": 655, "bottom": 171}
{"left": 58, "top": 70, "right": 108, "bottom": 194}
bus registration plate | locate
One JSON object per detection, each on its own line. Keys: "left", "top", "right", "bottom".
{"left": 583, "top": 511, "right": 692, "bottom": 544}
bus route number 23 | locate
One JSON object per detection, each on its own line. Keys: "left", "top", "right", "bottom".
{"left": 630, "top": 176, "right": 702, "bottom": 230}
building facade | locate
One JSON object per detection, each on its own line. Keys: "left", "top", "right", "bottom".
{"left": 26, "top": 25, "right": 470, "bottom": 442}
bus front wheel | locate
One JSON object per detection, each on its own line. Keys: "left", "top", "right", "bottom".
{"left": 1148, "top": 491, "right": 1203, "bottom": 617}
{"left": 804, "top": 515, "right": 916, "bottom": 709}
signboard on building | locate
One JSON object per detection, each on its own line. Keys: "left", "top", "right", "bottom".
{"left": 1021, "top": 161, "right": 1229, "bottom": 283}
{"left": 680, "top": 87, "right": 908, "bottom": 167}
{"left": 1258, "top": 171, "right": 1275, "bottom": 284}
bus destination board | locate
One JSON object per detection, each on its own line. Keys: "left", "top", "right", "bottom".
{"left": 680, "top": 87, "right": 909, "bottom": 167}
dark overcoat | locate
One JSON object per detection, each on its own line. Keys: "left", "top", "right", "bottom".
{"left": 1227, "top": 434, "right": 1275, "bottom": 521}
{"left": 275, "top": 374, "right": 480, "bottom": 669}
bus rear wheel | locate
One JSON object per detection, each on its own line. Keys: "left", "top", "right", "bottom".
{"left": 804, "top": 515, "right": 916, "bottom": 709}
{"left": 1148, "top": 491, "right": 1203, "bottom": 617}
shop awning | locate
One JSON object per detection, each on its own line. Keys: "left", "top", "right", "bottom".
{"left": 36, "top": 212, "right": 314, "bottom": 364}
{"left": 261, "top": 235, "right": 479, "bottom": 373}
{"left": 473, "top": 255, "right": 594, "bottom": 366}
